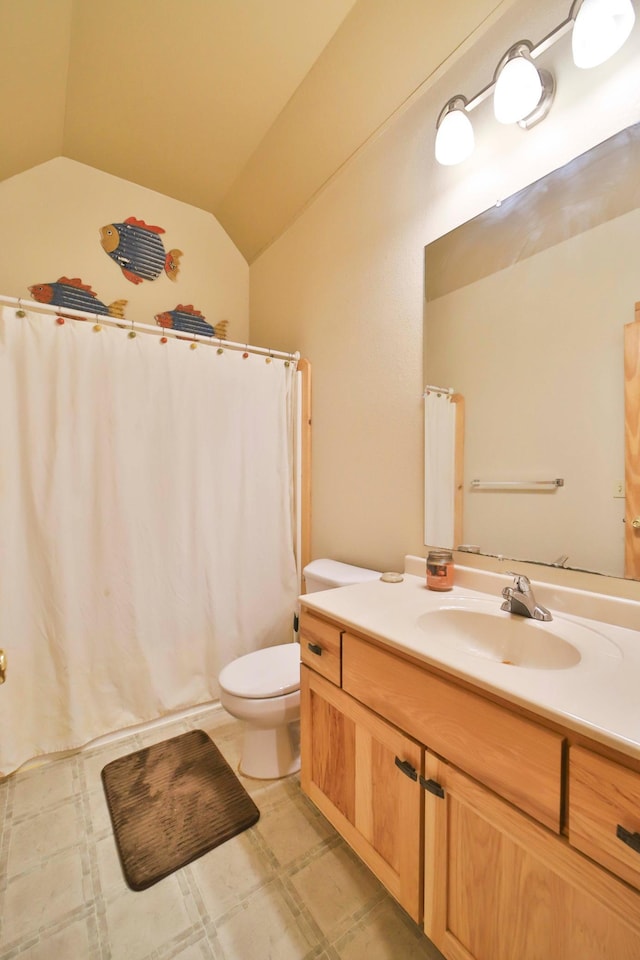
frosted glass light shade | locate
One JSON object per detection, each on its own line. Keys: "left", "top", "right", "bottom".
{"left": 572, "top": 0, "right": 635, "bottom": 68}
{"left": 435, "top": 103, "right": 474, "bottom": 165}
{"left": 494, "top": 54, "right": 544, "bottom": 124}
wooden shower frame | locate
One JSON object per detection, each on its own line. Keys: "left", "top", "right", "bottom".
{"left": 298, "top": 359, "right": 312, "bottom": 575}
{"left": 451, "top": 393, "right": 465, "bottom": 549}
{"left": 624, "top": 305, "right": 640, "bottom": 578}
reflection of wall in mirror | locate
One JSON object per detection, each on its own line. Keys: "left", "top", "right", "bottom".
{"left": 424, "top": 124, "right": 640, "bottom": 578}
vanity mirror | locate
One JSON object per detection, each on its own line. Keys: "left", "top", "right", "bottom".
{"left": 424, "top": 120, "right": 640, "bottom": 580}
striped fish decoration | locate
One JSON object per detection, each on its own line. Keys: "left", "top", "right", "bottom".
{"left": 155, "top": 305, "right": 228, "bottom": 339}
{"left": 100, "top": 217, "right": 182, "bottom": 285}
{"left": 28, "top": 277, "right": 127, "bottom": 318}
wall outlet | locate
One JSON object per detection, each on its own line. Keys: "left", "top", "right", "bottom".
{"left": 613, "top": 481, "right": 625, "bottom": 499}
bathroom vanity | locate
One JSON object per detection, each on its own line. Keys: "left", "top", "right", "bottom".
{"left": 299, "top": 559, "right": 640, "bottom": 959}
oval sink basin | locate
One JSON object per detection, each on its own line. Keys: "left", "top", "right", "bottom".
{"left": 417, "top": 598, "right": 620, "bottom": 670}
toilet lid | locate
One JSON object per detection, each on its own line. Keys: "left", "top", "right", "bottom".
{"left": 219, "top": 643, "right": 301, "bottom": 699}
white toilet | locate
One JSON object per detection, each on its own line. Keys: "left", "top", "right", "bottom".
{"left": 218, "top": 558, "right": 380, "bottom": 779}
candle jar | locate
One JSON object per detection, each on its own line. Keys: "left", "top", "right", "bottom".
{"left": 426, "top": 549, "right": 454, "bottom": 591}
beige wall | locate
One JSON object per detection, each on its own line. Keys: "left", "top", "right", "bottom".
{"left": 250, "top": 0, "right": 640, "bottom": 575}
{"left": 0, "top": 159, "right": 249, "bottom": 340}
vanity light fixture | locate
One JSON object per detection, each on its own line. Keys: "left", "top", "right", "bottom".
{"left": 434, "top": 96, "right": 475, "bottom": 165}
{"left": 493, "top": 42, "right": 555, "bottom": 128}
{"left": 571, "top": 0, "right": 636, "bottom": 67}
{"left": 434, "top": 0, "right": 637, "bottom": 164}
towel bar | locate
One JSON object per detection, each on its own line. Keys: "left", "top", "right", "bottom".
{"left": 471, "top": 479, "right": 564, "bottom": 490}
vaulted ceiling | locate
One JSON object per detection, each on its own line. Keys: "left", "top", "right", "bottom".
{"left": 2, "top": 0, "right": 506, "bottom": 262}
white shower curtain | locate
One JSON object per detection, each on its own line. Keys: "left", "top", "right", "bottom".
{"left": 424, "top": 390, "right": 456, "bottom": 549}
{"left": 0, "top": 305, "right": 299, "bottom": 775}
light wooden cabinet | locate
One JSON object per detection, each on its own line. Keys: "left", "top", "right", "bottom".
{"left": 299, "top": 609, "right": 343, "bottom": 685}
{"left": 424, "top": 753, "right": 640, "bottom": 960}
{"left": 300, "top": 664, "right": 424, "bottom": 921}
{"left": 342, "top": 631, "right": 563, "bottom": 831}
{"left": 569, "top": 745, "right": 640, "bottom": 892}
{"left": 300, "top": 607, "right": 640, "bottom": 959}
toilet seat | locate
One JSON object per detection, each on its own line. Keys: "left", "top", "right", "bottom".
{"left": 218, "top": 642, "right": 300, "bottom": 699}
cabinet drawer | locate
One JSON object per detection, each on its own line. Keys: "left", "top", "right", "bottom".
{"left": 569, "top": 746, "right": 640, "bottom": 891}
{"left": 299, "top": 609, "right": 342, "bottom": 685}
{"left": 342, "top": 632, "right": 563, "bottom": 831}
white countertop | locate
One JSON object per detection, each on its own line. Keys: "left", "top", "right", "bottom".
{"left": 300, "top": 565, "right": 640, "bottom": 762}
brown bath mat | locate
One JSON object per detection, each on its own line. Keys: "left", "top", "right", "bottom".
{"left": 101, "top": 728, "right": 259, "bottom": 890}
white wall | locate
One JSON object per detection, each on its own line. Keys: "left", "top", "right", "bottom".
{"left": 0, "top": 159, "right": 249, "bottom": 341}
{"left": 250, "top": 0, "right": 640, "bottom": 574}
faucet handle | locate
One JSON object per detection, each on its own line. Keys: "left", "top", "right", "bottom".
{"left": 505, "top": 571, "right": 531, "bottom": 592}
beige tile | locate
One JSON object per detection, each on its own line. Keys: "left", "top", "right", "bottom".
{"left": 103, "top": 874, "right": 198, "bottom": 960}
{"left": 335, "top": 900, "right": 444, "bottom": 960}
{"left": 188, "top": 706, "right": 233, "bottom": 737}
{"left": 190, "top": 832, "right": 274, "bottom": 921}
{"left": 0, "top": 708, "right": 443, "bottom": 960}
{"left": 81, "top": 740, "right": 140, "bottom": 792}
{"left": 165, "top": 936, "right": 217, "bottom": 959}
{"left": 255, "top": 792, "right": 333, "bottom": 867}
{"left": 95, "top": 833, "right": 127, "bottom": 895}
{"left": 289, "top": 844, "right": 383, "bottom": 941}
{"left": 137, "top": 720, "right": 190, "bottom": 748}
{"left": 211, "top": 733, "right": 243, "bottom": 775}
{"left": 7, "top": 799, "right": 84, "bottom": 877}
{"left": 85, "top": 786, "right": 113, "bottom": 835}
{"left": 82, "top": 742, "right": 131, "bottom": 792}
{"left": 1, "top": 848, "right": 89, "bottom": 946}
{"left": 215, "top": 884, "right": 314, "bottom": 960}
{"left": 12, "top": 916, "right": 99, "bottom": 960}
{"left": 11, "top": 761, "right": 75, "bottom": 817}
{"left": 0, "top": 777, "right": 8, "bottom": 821}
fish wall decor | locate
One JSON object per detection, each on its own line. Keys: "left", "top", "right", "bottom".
{"left": 154, "top": 305, "right": 228, "bottom": 339}
{"left": 100, "top": 217, "right": 182, "bottom": 285}
{"left": 29, "top": 277, "right": 127, "bottom": 318}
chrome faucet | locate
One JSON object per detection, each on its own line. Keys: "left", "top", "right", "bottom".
{"left": 501, "top": 573, "right": 552, "bottom": 621}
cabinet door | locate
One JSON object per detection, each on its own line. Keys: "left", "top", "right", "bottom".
{"left": 301, "top": 664, "right": 424, "bottom": 922}
{"left": 424, "top": 754, "right": 640, "bottom": 960}
{"left": 569, "top": 745, "right": 640, "bottom": 891}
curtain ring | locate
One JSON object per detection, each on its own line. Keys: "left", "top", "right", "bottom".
{"left": 128, "top": 319, "right": 136, "bottom": 339}
{"left": 265, "top": 348, "right": 272, "bottom": 365}
{"left": 242, "top": 344, "right": 249, "bottom": 359}
{"left": 16, "top": 298, "right": 26, "bottom": 318}
{"left": 217, "top": 337, "right": 224, "bottom": 355}
{"left": 93, "top": 309, "right": 102, "bottom": 332}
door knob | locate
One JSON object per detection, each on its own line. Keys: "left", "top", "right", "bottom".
{"left": 633, "top": 518, "right": 640, "bottom": 529}
{"left": 0, "top": 649, "right": 6, "bottom": 684}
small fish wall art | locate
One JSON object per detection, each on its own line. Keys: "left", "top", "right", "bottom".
{"left": 155, "top": 304, "right": 228, "bottom": 339}
{"left": 99, "top": 217, "right": 182, "bottom": 285}
{"left": 28, "top": 277, "right": 127, "bottom": 318}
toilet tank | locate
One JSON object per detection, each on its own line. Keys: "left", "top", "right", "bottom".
{"left": 302, "top": 558, "right": 380, "bottom": 593}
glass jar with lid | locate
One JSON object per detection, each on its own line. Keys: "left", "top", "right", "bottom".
{"left": 426, "top": 549, "right": 454, "bottom": 591}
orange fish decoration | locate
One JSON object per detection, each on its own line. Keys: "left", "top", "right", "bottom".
{"left": 29, "top": 277, "right": 127, "bottom": 318}
{"left": 155, "top": 305, "right": 228, "bottom": 339}
{"left": 100, "top": 217, "right": 182, "bottom": 285}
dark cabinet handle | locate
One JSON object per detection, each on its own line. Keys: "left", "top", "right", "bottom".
{"left": 307, "top": 641, "right": 322, "bottom": 656}
{"left": 616, "top": 824, "right": 640, "bottom": 854}
{"left": 420, "top": 776, "right": 445, "bottom": 798}
{"left": 394, "top": 757, "right": 417, "bottom": 781}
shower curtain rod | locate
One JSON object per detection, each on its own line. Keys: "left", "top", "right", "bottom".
{"left": 0, "top": 294, "right": 299, "bottom": 362}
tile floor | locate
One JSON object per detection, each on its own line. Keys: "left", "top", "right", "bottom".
{"left": 0, "top": 707, "right": 445, "bottom": 960}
